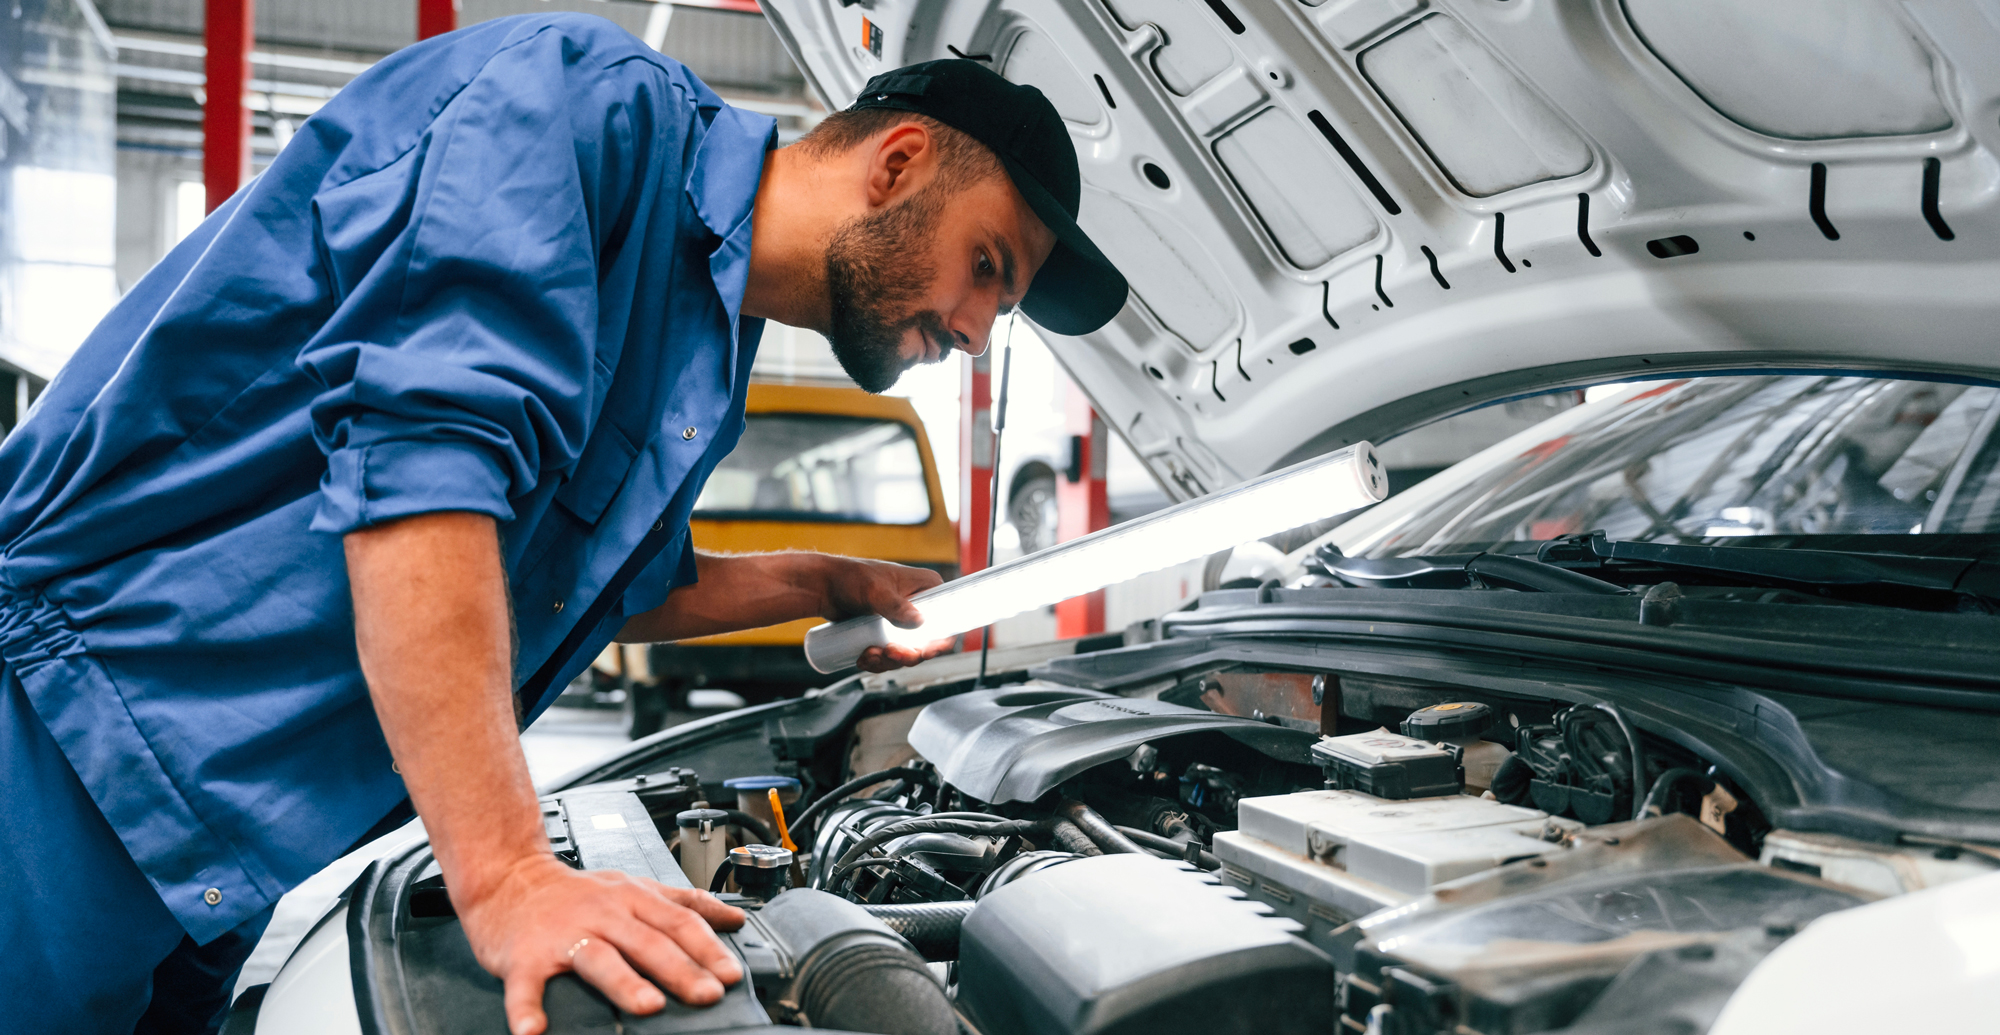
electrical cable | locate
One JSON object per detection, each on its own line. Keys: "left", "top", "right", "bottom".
{"left": 1114, "top": 826, "right": 1221, "bottom": 870}
{"left": 720, "top": 809, "right": 776, "bottom": 847}
{"left": 974, "top": 313, "right": 1016, "bottom": 690}
{"left": 832, "top": 818, "right": 1044, "bottom": 883}
{"left": 1639, "top": 767, "right": 1711, "bottom": 819}
{"left": 787, "top": 766, "right": 936, "bottom": 846}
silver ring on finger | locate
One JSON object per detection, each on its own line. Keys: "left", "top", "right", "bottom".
{"left": 567, "top": 937, "right": 590, "bottom": 961}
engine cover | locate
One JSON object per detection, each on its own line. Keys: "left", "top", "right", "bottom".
{"left": 907, "top": 686, "right": 1316, "bottom": 803}
{"left": 957, "top": 854, "right": 1335, "bottom": 1035}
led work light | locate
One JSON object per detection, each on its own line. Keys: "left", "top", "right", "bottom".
{"left": 804, "top": 442, "right": 1388, "bottom": 674}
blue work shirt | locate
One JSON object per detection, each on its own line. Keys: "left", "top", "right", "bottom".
{"left": 0, "top": 14, "right": 774, "bottom": 943}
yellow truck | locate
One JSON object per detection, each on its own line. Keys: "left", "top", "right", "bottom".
{"left": 617, "top": 381, "right": 957, "bottom": 737}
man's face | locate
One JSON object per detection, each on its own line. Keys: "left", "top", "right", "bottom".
{"left": 825, "top": 173, "right": 1058, "bottom": 393}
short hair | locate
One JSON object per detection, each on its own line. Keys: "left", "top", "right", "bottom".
{"left": 793, "top": 108, "right": 1004, "bottom": 190}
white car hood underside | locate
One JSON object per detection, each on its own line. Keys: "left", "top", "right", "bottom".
{"left": 761, "top": 0, "right": 2000, "bottom": 498}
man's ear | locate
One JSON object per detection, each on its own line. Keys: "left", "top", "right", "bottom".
{"left": 864, "top": 122, "right": 936, "bottom": 209}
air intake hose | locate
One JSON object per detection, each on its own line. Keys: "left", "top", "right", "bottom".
{"left": 863, "top": 901, "right": 975, "bottom": 962}
{"left": 793, "top": 938, "right": 955, "bottom": 1035}
{"left": 748, "top": 890, "right": 957, "bottom": 1035}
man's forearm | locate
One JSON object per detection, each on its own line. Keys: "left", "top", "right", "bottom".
{"left": 616, "top": 551, "right": 832, "bottom": 644}
{"left": 345, "top": 511, "right": 546, "bottom": 903}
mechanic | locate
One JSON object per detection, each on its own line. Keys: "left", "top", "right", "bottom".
{"left": 0, "top": 17, "right": 1125, "bottom": 1035}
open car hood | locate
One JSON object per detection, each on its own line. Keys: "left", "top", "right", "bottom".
{"left": 759, "top": 0, "right": 2000, "bottom": 496}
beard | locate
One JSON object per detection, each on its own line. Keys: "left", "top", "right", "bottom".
{"left": 824, "top": 183, "right": 956, "bottom": 394}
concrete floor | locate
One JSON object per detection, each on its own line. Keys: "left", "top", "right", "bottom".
{"left": 232, "top": 704, "right": 639, "bottom": 995}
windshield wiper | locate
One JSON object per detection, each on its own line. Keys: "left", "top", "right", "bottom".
{"left": 1321, "top": 532, "right": 2000, "bottom": 608}
{"left": 1549, "top": 532, "right": 1998, "bottom": 602}
{"left": 1322, "top": 550, "right": 1632, "bottom": 595}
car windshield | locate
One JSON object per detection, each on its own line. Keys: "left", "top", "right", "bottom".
{"left": 1348, "top": 375, "right": 2000, "bottom": 558}
{"left": 695, "top": 413, "right": 931, "bottom": 524}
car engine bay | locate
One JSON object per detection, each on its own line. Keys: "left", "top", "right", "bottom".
{"left": 315, "top": 615, "right": 2000, "bottom": 1035}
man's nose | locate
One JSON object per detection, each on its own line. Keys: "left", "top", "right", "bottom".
{"left": 954, "top": 325, "right": 988, "bottom": 358}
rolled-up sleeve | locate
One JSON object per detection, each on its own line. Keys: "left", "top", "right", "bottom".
{"left": 298, "top": 24, "right": 649, "bottom": 534}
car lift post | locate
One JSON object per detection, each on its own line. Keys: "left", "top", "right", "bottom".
{"left": 958, "top": 349, "right": 993, "bottom": 650}
{"left": 418, "top": 0, "right": 457, "bottom": 40}
{"left": 201, "top": 0, "right": 253, "bottom": 213}
{"left": 1055, "top": 382, "right": 1109, "bottom": 637}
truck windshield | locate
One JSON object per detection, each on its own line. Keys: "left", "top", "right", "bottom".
{"left": 695, "top": 413, "right": 931, "bottom": 524}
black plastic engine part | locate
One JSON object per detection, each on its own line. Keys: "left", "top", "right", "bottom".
{"left": 1400, "top": 701, "right": 1496, "bottom": 744}
{"left": 1311, "top": 729, "right": 1462, "bottom": 799}
{"left": 740, "top": 889, "right": 957, "bottom": 1035}
{"left": 958, "top": 854, "right": 1335, "bottom": 1035}
{"left": 352, "top": 788, "right": 779, "bottom": 1035}
{"left": 977, "top": 850, "right": 1081, "bottom": 897}
{"left": 906, "top": 687, "right": 1315, "bottom": 803}
{"left": 1513, "top": 706, "right": 1646, "bottom": 824}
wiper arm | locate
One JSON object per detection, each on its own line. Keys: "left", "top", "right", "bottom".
{"left": 1322, "top": 550, "right": 1631, "bottom": 595}
{"left": 1544, "top": 532, "right": 2000, "bottom": 603}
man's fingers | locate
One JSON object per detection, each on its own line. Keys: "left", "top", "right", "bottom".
{"left": 856, "top": 645, "right": 895, "bottom": 672}
{"left": 881, "top": 596, "right": 924, "bottom": 628}
{"left": 659, "top": 886, "right": 748, "bottom": 931}
{"left": 570, "top": 936, "right": 672, "bottom": 1014}
{"left": 631, "top": 892, "right": 744, "bottom": 985}
{"left": 604, "top": 916, "right": 731, "bottom": 1007}
{"left": 502, "top": 968, "right": 551, "bottom": 1035}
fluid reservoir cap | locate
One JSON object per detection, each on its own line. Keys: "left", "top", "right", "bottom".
{"left": 1401, "top": 701, "right": 1496, "bottom": 744}
{"left": 724, "top": 776, "right": 801, "bottom": 792}
{"left": 676, "top": 808, "right": 730, "bottom": 828}
{"left": 730, "top": 843, "right": 794, "bottom": 869}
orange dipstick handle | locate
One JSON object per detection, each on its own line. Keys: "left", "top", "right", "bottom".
{"left": 768, "top": 787, "right": 798, "bottom": 853}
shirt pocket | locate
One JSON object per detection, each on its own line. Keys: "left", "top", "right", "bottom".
{"left": 552, "top": 425, "right": 639, "bottom": 528}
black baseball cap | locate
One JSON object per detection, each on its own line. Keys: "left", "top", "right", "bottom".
{"left": 848, "top": 59, "right": 1129, "bottom": 337}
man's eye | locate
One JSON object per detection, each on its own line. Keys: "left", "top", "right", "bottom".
{"left": 977, "top": 253, "right": 994, "bottom": 276}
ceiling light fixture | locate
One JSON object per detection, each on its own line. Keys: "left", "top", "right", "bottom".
{"left": 804, "top": 442, "right": 1388, "bottom": 673}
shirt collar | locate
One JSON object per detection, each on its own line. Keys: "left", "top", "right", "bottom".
{"left": 685, "top": 102, "right": 778, "bottom": 244}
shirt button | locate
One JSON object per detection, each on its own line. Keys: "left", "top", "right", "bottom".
{"left": 652, "top": 519, "right": 664, "bottom": 532}
{"left": 552, "top": 600, "right": 565, "bottom": 614}
{"left": 682, "top": 426, "right": 698, "bottom": 440}
{"left": 203, "top": 888, "right": 223, "bottom": 906}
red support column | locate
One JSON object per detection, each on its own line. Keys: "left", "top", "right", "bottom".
{"left": 1055, "top": 382, "right": 1110, "bottom": 638}
{"left": 958, "top": 349, "right": 993, "bottom": 649}
{"left": 417, "top": 0, "right": 457, "bottom": 40}
{"left": 201, "top": 0, "right": 253, "bottom": 213}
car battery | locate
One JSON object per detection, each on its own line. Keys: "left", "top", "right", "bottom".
{"left": 1311, "top": 728, "right": 1461, "bottom": 799}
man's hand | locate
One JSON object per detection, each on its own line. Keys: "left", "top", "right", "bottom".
{"left": 346, "top": 512, "right": 748, "bottom": 1035}
{"left": 457, "top": 855, "right": 746, "bottom": 1034}
{"left": 619, "top": 552, "right": 954, "bottom": 671}
{"left": 817, "top": 557, "right": 956, "bottom": 673}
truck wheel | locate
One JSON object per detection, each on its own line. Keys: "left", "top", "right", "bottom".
{"left": 624, "top": 681, "right": 669, "bottom": 740}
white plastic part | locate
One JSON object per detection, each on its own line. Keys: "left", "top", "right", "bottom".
{"left": 255, "top": 903, "right": 363, "bottom": 1035}
{"left": 1230, "top": 788, "right": 1578, "bottom": 899}
{"left": 804, "top": 442, "right": 1388, "bottom": 673}
{"left": 1710, "top": 869, "right": 2000, "bottom": 1034}
{"left": 677, "top": 815, "right": 732, "bottom": 892}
